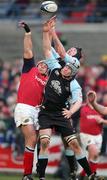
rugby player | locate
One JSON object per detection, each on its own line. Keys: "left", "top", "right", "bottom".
{"left": 79, "top": 92, "right": 105, "bottom": 180}
{"left": 37, "top": 18, "right": 97, "bottom": 180}
{"left": 14, "top": 22, "right": 48, "bottom": 180}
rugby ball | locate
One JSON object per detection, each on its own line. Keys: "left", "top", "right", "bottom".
{"left": 40, "top": 1, "right": 58, "bottom": 13}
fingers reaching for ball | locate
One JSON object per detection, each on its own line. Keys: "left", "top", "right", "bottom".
{"left": 18, "top": 21, "right": 26, "bottom": 28}
{"left": 43, "top": 16, "right": 57, "bottom": 32}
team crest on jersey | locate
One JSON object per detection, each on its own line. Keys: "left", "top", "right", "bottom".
{"left": 51, "top": 80, "right": 62, "bottom": 95}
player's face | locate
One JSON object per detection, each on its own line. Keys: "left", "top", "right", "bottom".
{"left": 61, "top": 65, "right": 72, "bottom": 79}
{"left": 38, "top": 62, "right": 48, "bottom": 75}
{"left": 67, "top": 47, "right": 77, "bottom": 57}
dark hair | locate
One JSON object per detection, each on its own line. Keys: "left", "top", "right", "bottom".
{"left": 73, "top": 47, "right": 82, "bottom": 60}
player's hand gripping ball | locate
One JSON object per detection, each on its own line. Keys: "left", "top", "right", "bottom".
{"left": 40, "top": 1, "right": 58, "bottom": 13}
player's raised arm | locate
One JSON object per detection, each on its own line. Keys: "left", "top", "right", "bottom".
{"left": 43, "top": 20, "right": 52, "bottom": 59}
{"left": 50, "top": 17, "right": 66, "bottom": 59}
{"left": 88, "top": 91, "right": 107, "bottom": 115}
{"left": 19, "top": 21, "right": 33, "bottom": 59}
{"left": 42, "top": 19, "right": 61, "bottom": 71}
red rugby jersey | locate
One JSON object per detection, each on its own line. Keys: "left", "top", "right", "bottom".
{"left": 80, "top": 104, "right": 102, "bottom": 135}
{"left": 17, "top": 58, "right": 48, "bottom": 106}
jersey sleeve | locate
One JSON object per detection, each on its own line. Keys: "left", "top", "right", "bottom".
{"left": 51, "top": 47, "right": 60, "bottom": 59}
{"left": 45, "top": 51, "right": 61, "bottom": 71}
{"left": 22, "top": 57, "right": 35, "bottom": 73}
{"left": 69, "top": 79, "right": 83, "bottom": 104}
{"left": 64, "top": 53, "right": 78, "bottom": 64}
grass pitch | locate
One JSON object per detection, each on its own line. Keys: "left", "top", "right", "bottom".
{"left": 0, "top": 174, "right": 107, "bottom": 180}
{"left": 0, "top": 174, "right": 60, "bottom": 180}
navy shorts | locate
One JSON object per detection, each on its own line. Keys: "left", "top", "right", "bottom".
{"left": 39, "top": 109, "right": 77, "bottom": 138}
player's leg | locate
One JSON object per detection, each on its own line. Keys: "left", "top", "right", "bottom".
{"left": 88, "top": 144, "right": 99, "bottom": 173}
{"left": 67, "top": 138, "right": 92, "bottom": 176}
{"left": 62, "top": 138, "right": 77, "bottom": 180}
{"left": 36, "top": 138, "right": 40, "bottom": 175}
{"left": 79, "top": 133, "right": 102, "bottom": 179}
{"left": 37, "top": 128, "right": 52, "bottom": 180}
{"left": 21, "top": 124, "right": 37, "bottom": 180}
{"left": 14, "top": 104, "right": 38, "bottom": 180}
{"left": 66, "top": 137, "right": 104, "bottom": 180}
{"left": 59, "top": 123, "right": 92, "bottom": 179}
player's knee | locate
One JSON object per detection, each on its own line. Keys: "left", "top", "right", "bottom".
{"left": 40, "top": 134, "right": 50, "bottom": 150}
{"left": 88, "top": 145, "right": 99, "bottom": 159}
{"left": 65, "top": 134, "right": 78, "bottom": 146}
{"left": 69, "top": 139, "right": 81, "bottom": 152}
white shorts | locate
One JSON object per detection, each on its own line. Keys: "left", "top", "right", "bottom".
{"left": 14, "top": 103, "right": 40, "bottom": 130}
{"left": 80, "top": 132, "right": 102, "bottom": 152}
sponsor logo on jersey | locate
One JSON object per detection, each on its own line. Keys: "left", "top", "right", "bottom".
{"left": 35, "top": 75, "right": 46, "bottom": 86}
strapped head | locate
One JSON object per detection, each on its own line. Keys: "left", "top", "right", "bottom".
{"left": 66, "top": 58, "right": 80, "bottom": 76}
{"left": 67, "top": 47, "right": 82, "bottom": 60}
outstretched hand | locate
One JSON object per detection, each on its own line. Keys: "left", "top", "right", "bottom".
{"left": 87, "top": 90, "right": 97, "bottom": 104}
{"left": 49, "top": 15, "right": 57, "bottom": 30}
{"left": 18, "top": 21, "right": 26, "bottom": 28}
{"left": 18, "top": 21, "right": 30, "bottom": 33}
{"left": 43, "top": 15, "right": 57, "bottom": 32}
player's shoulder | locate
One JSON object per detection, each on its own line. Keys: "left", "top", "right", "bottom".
{"left": 70, "top": 79, "right": 81, "bottom": 88}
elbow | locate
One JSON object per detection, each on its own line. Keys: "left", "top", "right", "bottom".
{"left": 24, "top": 49, "right": 33, "bottom": 59}
{"left": 73, "top": 100, "right": 82, "bottom": 108}
{"left": 75, "top": 100, "right": 82, "bottom": 110}
{"left": 78, "top": 100, "right": 82, "bottom": 108}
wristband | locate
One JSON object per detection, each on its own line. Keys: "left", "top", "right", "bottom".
{"left": 25, "top": 32, "right": 31, "bottom": 35}
{"left": 23, "top": 23, "right": 30, "bottom": 33}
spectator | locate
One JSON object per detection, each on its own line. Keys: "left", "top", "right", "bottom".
{"left": 0, "top": 97, "right": 11, "bottom": 120}
{"left": 6, "top": 0, "right": 30, "bottom": 17}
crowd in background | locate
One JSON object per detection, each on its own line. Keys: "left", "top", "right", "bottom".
{"left": 58, "top": 0, "right": 107, "bottom": 22}
{"left": 0, "top": 59, "right": 24, "bottom": 157}
{"left": 0, "top": 0, "right": 107, "bottom": 22}
{"left": 0, "top": 52, "right": 107, "bottom": 158}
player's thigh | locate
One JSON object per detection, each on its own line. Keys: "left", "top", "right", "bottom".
{"left": 39, "top": 128, "right": 52, "bottom": 137}
{"left": 88, "top": 134, "right": 102, "bottom": 154}
{"left": 95, "top": 134, "right": 102, "bottom": 151}
{"left": 80, "top": 133, "right": 94, "bottom": 150}
{"left": 88, "top": 144, "right": 99, "bottom": 158}
{"left": 14, "top": 103, "right": 38, "bottom": 128}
